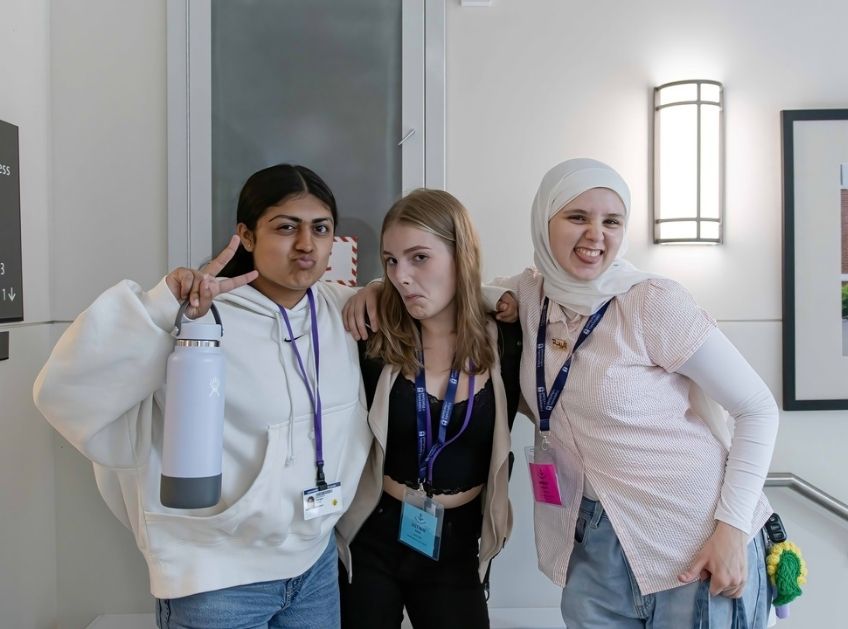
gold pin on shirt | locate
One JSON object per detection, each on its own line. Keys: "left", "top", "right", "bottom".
{"left": 551, "top": 337, "right": 569, "bottom": 351}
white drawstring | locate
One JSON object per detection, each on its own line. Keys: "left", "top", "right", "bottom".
{"left": 275, "top": 313, "right": 297, "bottom": 467}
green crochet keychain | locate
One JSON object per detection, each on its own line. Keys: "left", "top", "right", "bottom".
{"left": 766, "top": 540, "right": 807, "bottom": 619}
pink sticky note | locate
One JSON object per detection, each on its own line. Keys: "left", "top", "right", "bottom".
{"left": 529, "top": 462, "right": 563, "bottom": 506}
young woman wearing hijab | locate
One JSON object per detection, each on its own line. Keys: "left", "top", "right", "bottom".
{"left": 335, "top": 189, "right": 522, "bottom": 629}
{"left": 34, "top": 164, "right": 372, "bottom": 629}
{"left": 491, "top": 158, "right": 779, "bottom": 628}
{"left": 344, "top": 160, "right": 778, "bottom": 628}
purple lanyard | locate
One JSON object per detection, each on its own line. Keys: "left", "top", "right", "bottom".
{"left": 278, "top": 289, "right": 326, "bottom": 488}
{"left": 535, "top": 298, "right": 611, "bottom": 433}
{"left": 414, "top": 356, "right": 476, "bottom": 490}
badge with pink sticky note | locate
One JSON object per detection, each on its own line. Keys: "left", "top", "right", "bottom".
{"left": 525, "top": 446, "right": 564, "bottom": 507}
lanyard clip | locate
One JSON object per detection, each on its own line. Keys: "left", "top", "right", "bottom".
{"left": 316, "top": 463, "right": 328, "bottom": 491}
{"left": 541, "top": 434, "right": 550, "bottom": 451}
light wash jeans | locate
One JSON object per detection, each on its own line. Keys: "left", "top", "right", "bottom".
{"left": 561, "top": 497, "right": 771, "bottom": 629}
{"left": 156, "top": 536, "right": 340, "bottom": 629}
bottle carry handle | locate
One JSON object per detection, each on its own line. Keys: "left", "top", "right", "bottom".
{"left": 173, "top": 301, "right": 224, "bottom": 336}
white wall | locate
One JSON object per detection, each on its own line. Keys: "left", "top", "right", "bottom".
{"left": 48, "top": 0, "right": 168, "bottom": 627}
{"left": 51, "top": 0, "right": 168, "bottom": 316}
{"left": 445, "top": 1, "right": 848, "bottom": 627}
{"left": 0, "top": 1, "right": 58, "bottom": 628}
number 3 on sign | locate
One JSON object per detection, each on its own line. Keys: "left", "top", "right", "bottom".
{"left": 0, "top": 261, "right": 4, "bottom": 275}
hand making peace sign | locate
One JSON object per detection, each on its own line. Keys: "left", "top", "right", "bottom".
{"left": 165, "top": 235, "right": 259, "bottom": 320}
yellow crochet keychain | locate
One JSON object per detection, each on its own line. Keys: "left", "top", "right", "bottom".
{"left": 766, "top": 539, "right": 808, "bottom": 619}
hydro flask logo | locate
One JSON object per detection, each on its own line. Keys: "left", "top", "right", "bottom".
{"left": 209, "top": 376, "right": 221, "bottom": 398}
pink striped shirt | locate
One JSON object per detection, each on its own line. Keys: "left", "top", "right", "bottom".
{"left": 513, "top": 269, "right": 771, "bottom": 595}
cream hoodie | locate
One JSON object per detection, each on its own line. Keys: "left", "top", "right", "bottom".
{"left": 34, "top": 277, "right": 372, "bottom": 598}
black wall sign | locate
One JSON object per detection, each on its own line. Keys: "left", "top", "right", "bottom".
{"left": 0, "top": 119, "right": 23, "bottom": 323}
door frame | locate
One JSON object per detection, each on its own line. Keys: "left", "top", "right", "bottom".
{"left": 166, "top": 0, "right": 446, "bottom": 269}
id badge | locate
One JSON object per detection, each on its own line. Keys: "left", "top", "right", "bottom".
{"left": 525, "top": 446, "right": 564, "bottom": 507}
{"left": 302, "top": 482, "right": 344, "bottom": 520}
{"left": 398, "top": 487, "right": 445, "bottom": 560}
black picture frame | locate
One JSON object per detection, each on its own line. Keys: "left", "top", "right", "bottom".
{"left": 781, "top": 108, "right": 848, "bottom": 410}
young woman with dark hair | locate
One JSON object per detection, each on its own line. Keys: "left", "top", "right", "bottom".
{"left": 34, "top": 164, "right": 371, "bottom": 629}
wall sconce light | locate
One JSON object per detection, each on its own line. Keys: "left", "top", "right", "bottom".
{"left": 653, "top": 80, "right": 724, "bottom": 244}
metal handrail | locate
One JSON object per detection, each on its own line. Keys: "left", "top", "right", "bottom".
{"left": 765, "top": 472, "right": 848, "bottom": 522}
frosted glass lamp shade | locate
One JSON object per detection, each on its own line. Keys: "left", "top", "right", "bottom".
{"left": 653, "top": 80, "right": 723, "bottom": 244}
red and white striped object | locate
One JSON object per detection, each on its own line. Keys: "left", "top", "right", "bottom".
{"left": 322, "top": 236, "right": 358, "bottom": 286}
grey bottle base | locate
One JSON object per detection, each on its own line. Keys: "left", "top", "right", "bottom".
{"left": 160, "top": 474, "right": 222, "bottom": 509}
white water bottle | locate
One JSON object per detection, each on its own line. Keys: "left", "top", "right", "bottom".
{"left": 160, "top": 302, "right": 225, "bottom": 509}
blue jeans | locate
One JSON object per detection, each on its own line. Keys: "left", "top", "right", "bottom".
{"left": 561, "top": 497, "right": 771, "bottom": 628}
{"left": 156, "top": 536, "right": 340, "bottom": 629}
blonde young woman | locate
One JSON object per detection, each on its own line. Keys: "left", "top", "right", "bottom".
{"left": 336, "top": 189, "right": 522, "bottom": 629}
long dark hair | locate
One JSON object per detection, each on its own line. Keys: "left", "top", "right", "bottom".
{"left": 218, "top": 164, "right": 337, "bottom": 278}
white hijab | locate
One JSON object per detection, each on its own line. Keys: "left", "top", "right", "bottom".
{"left": 531, "top": 158, "right": 655, "bottom": 315}
{"left": 530, "top": 159, "right": 732, "bottom": 444}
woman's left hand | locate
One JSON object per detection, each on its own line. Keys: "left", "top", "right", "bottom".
{"left": 678, "top": 521, "right": 748, "bottom": 598}
{"left": 343, "top": 281, "right": 383, "bottom": 340}
{"left": 495, "top": 291, "right": 518, "bottom": 323}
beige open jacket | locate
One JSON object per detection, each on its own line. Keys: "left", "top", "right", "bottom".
{"left": 336, "top": 320, "right": 513, "bottom": 582}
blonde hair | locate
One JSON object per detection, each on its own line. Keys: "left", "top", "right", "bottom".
{"left": 367, "top": 189, "right": 494, "bottom": 376}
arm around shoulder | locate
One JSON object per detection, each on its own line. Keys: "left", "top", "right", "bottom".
{"left": 317, "top": 280, "right": 359, "bottom": 309}
{"left": 482, "top": 272, "right": 522, "bottom": 312}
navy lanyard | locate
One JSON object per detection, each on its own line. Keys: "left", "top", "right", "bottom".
{"left": 278, "top": 289, "right": 326, "bottom": 488}
{"left": 535, "top": 298, "right": 611, "bottom": 433}
{"left": 414, "top": 357, "right": 476, "bottom": 488}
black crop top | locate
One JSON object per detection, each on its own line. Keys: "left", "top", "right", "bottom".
{"left": 383, "top": 376, "right": 495, "bottom": 494}
{"left": 358, "top": 320, "right": 524, "bottom": 495}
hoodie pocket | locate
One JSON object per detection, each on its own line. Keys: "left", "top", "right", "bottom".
{"left": 142, "top": 424, "right": 294, "bottom": 550}
{"left": 283, "top": 400, "right": 368, "bottom": 543}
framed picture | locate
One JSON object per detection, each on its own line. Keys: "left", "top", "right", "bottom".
{"left": 782, "top": 109, "right": 848, "bottom": 410}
